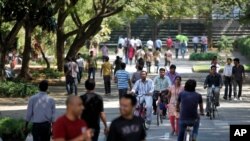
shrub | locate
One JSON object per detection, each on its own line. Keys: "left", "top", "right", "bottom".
{"left": 235, "top": 36, "right": 250, "bottom": 59}
{"left": 0, "top": 81, "right": 38, "bottom": 97}
{"left": 0, "top": 117, "right": 31, "bottom": 140}
{"left": 217, "top": 35, "right": 234, "bottom": 56}
{"left": 189, "top": 52, "right": 218, "bottom": 61}
{"left": 31, "top": 68, "right": 63, "bottom": 79}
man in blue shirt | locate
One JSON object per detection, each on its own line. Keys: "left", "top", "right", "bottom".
{"left": 115, "top": 63, "right": 132, "bottom": 98}
{"left": 176, "top": 79, "right": 204, "bottom": 141}
{"left": 155, "top": 38, "right": 162, "bottom": 51}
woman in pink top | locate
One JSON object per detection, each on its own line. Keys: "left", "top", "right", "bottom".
{"left": 128, "top": 45, "right": 135, "bottom": 65}
{"left": 167, "top": 76, "right": 184, "bottom": 135}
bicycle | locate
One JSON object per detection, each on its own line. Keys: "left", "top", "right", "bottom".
{"left": 205, "top": 85, "right": 217, "bottom": 120}
{"left": 183, "top": 116, "right": 203, "bottom": 141}
{"left": 134, "top": 95, "right": 148, "bottom": 130}
{"left": 155, "top": 90, "right": 169, "bottom": 126}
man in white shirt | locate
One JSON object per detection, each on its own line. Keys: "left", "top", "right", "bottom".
{"left": 68, "top": 58, "right": 79, "bottom": 95}
{"left": 130, "top": 37, "right": 136, "bottom": 48}
{"left": 118, "top": 36, "right": 125, "bottom": 47}
{"left": 192, "top": 36, "right": 199, "bottom": 53}
{"left": 201, "top": 34, "right": 208, "bottom": 53}
{"left": 76, "top": 53, "right": 84, "bottom": 83}
{"left": 147, "top": 39, "right": 154, "bottom": 49}
{"left": 223, "top": 58, "right": 233, "bottom": 100}
{"left": 135, "top": 37, "right": 142, "bottom": 49}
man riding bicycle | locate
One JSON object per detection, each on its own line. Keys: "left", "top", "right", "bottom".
{"left": 131, "top": 70, "right": 154, "bottom": 128}
{"left": 153, "top": 68, "right": 171, "bottom": 117}
{"left": 204, "top": 65, "right": 223, "bottom": 116}
{"left": 176, "top": 79, "right": 204, "bottom": 141}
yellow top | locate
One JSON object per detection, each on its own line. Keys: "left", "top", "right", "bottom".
{"left": 102, "top": 62, "right": 112, "bottom": 76}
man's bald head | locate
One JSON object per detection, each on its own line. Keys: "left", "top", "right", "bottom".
{"left": 66, "top": 95, "right": 84, "bottom": 118}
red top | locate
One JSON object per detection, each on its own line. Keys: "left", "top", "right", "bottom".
{"left": 53, "top": 115, "right": 87, "bottom": 140}
{"left": 128, "top": 46, "right": 135, "bottom": 59}
{"left": 166, "top": 38, "right": 173, "bottom": 48}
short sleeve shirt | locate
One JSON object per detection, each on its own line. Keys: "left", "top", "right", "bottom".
{"left": 232, "top": 65, "right": 245, "bottom": 81}
{"left": 102, "top": 62, "right": 112, "bottom": 76}
{"left": 107, "top": 116, "right": 146, "bottom": 141}
{"left": 80, "top": 93, "right": 104, "bottom": 129}
{"left": 53, "top": 115, "right": 87, "bottom": 140}
{"left": 115, "top": 70, "right": 130, "bottom": 89}
{"left": 178, "top": 91, "right": 203, "bottom": 120}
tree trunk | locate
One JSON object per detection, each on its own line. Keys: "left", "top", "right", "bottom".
{"left": 207, "top": 7, "right": 213, "bottom": 49}
{"left": 126, "top": 22, "right": 131, "bottom": 38}
{"left": 0, "top": 46, "right": 7, "bottom": 80}
{"left": 178, "top": 21, "right": 182, "bottom": 34}
{"left": 39, "top": 46, "right": 50, "bottom": 69}
{"left": 56, "top": 29, "right": 65, "bottom": 71}
{"left": 19, "top": 25, "right": 33, "bottom": 79}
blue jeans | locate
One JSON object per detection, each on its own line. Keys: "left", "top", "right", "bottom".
{"left": 77, "top": 67, "right": 83, "bottom": 83}
{"left": 178, "top": 119, "right": 200, "bottom": 141}
{"left": 88, "top": 68, "right": 96, "bottom": 80}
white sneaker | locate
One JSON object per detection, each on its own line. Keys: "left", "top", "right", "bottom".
{"left": 234, "top": 98, "right": 238, "bottom": 101}
{"left": 238, "top": 97, "right": 242, "bottom": 101}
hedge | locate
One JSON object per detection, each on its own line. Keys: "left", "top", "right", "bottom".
{"left": 31, "top": 68, "right": 63, "bottom": 79}
{"left": 0, "top": 81, "right": 38, "bottom": 97}
{"left": 189, "top": 52, "right": 218, "bottom": 61}
{"left": 0, "top": 117, "right": 31, "bottom": 140}
{"left": 235, "top": 37, "right": 250, "bottom": 59}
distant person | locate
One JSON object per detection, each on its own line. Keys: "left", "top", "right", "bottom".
{"left": 180, "top": 41, "right": 187, "bottom": 59}
{"left": 211, "top": 56, "right": 220, "bottom": 73}
{"left": 176, "top": 80, "right": 204, "bottom": 141}
{"left": 144, "top": 48, "right": 153, "bottom": 73}
{"left": 80, "top": 80, "right": 108, "bottom": 141}
{"left": 153, "top": 49, "right": 161, "bottom": 73}
{"left": 155, "top": 38, "right": 163, "bottom": 51}
{"left": 101, "top": 56, "right": 112, "bottom": 95}
{"left": 166, "top": 64, "right": 179, "bottom": 85}
{"left": 87, "top": 51, "right": 97, "bottom": 80}
{"left": 135, "top": 47, "right": 145, "bottom": 64}
{"left": 147, "top": 39, "right": 154, "bottom": 49}
{"left": 5, "top": 63, "right": 15, "bottom": 80}
{"left": 100, "top": 45, "right": 109, "bottom": 62}
{"left": 166, "top": 37, "right": 173, "bottom": 49}
{"left": 115, "top": 63, "right": 132, "bottom": 98}
{"left": 64, "top": 58, "right": 71, "bottom": 95}
{"left": 53, "top": 96, "right": 91, "bottom": 141}
{"left": 25, "top": 80, "right": 55, "bottom": 141}
{"left": 164, "top": 49, "right": 173, "bottom": 67}
{"left": 118, "top": 36, "right": 125, "bottom": 48}
{"left": 128, "top": 44, "right": 135, "bottom": 65}
{"left": 232, "top": 58, "right": 246, "bottom": 101}
{"left": 113, "top": 56, "right": 122, "bottom": 75}
{"left": 135, "top": 37, "right": 142, "bottom": 49}
{"left": 107, "top": 94, "right": 146, "bottom": 141}
{"left": 131, "top": 65, "right": 143, "bottom": 84}
{"left": 192, "top": 36, "right": 199, "bottom": 53}
{"left": 116, "top": 44, "right": 124, "bottom": 60}
{"left": 201, "top": 34, "right": 208, "bottom": 53}
{"left": 68, "top": 58, "right": 79, "bottom": 95}
{"left": 223, "top": 58, "right": 233, "bottom": 100}
{"left": 76, "top": 53, "right": 84, "bottom": 83}
{"left": 174, "top": 41, "right": 180, "bottom": 59}
{"left": 130, "top": 37, "right": 136, "bottom": 48}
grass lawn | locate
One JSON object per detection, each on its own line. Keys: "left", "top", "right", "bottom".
{"left": 193, "top": 64, "right": 250, "bottom": 73}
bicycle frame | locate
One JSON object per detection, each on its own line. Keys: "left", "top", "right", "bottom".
{"left": 208, "top": 86, "right": 217, "bottom": 119}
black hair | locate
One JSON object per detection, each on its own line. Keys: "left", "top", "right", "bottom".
{"left": 85, "top": 79, "right": 95, "bottom": 90}
{"left": 184, "top": 79, "right": 197, "bottom": 92}
{"left": 121, "top": 62, "right": 126, "bottom": 69}
{"left": 233, "top": 58, "right": 240, "bottom": 63}
{"left": 116, "top": 56, "right": 120, "bottom": 60}
{"left": 175, "top": 76, "right": 182, "bottom": 81}
{"left": 141, "top": 70, "right": 147, "bottom": 75}
{"left": 170, "top": 64, "right": 176, "bottom": 69}
{"left": 137, "top": 65, "right": 143, "bottom": 71}
{"left": 90, "top": 51, "right": 93, "bottom": 54}
{"left": 39, "top": 80, "right": 49, "bottom": 92}
{"left": 227, "top": 58, "right": 232, "bottom": 61}
{"left": 211, "top": 65, "right": 216, "bottom": 69}
{"left": 105, "top": 56, "right": 109, "bottom": 61}
{"left": 159, "top": 68, "right": 166, "bottom": 72}
{"left": 121, "top": 94, "right": 137, "bottom": 106}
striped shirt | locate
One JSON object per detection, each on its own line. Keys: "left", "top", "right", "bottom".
{"left": 26, "top": 92, "right": 56, "bottom": 123}
{"left": 132, "top": 79, "right": 154, "bottom": 96}
{"left": 115, "top": 70, "right": 130, "bottom": 89}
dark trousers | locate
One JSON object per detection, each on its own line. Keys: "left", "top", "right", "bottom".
{"left": 77, "top": 67, "right": 83, "bottom": 83}
{"left": 103, "top": 75, "right": 111, "bottom": 94}
{"left": 66, "top": 76, "right": 78, "bottom": 95}
{"left": 178, "top": 119, "right": 200, "bottom": 141}
{"left": 118, "top": 88, "right": 128, "bottom": 99}
{"left": 88, "top": 67, "right": 96, "bottom": 80}
{"left": 233, "top": 80, "right": 243, "bottom": 98}
{"left": 146, "top": 61, "right": 151, "bottom": 73}
{"left": 92, "top": 129, "right": 100, "bottom": 141}
{"left": 193, "top": 43, "right": 198, "bottom": 53}
{"left": 175, "top": 48, "right": 179, "bottom": 59}
{"left": 32, "top": 122, "right": 51, "bottom": 141}
{"left": 224, "top": 76, "right": 232, "bottom": 99}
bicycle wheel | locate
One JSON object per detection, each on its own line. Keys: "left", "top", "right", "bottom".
{"left": 212, "top": 101, "right": 216, "bottom": 119}
{"left": 184, "top": 130, "right": 192, "bottom": 141}
{"left": 156, "top": 112, "right": 160, "bottom": 126}
{"left": 209, "top": 99, "right": 213, "bottom": 120}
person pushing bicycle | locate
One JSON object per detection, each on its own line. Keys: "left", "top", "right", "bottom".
{"left": 130, "top": 70, "right": 154, "bottom": 129}
{"left": 204, "top": 65, "right": 223, "bottom": 116}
